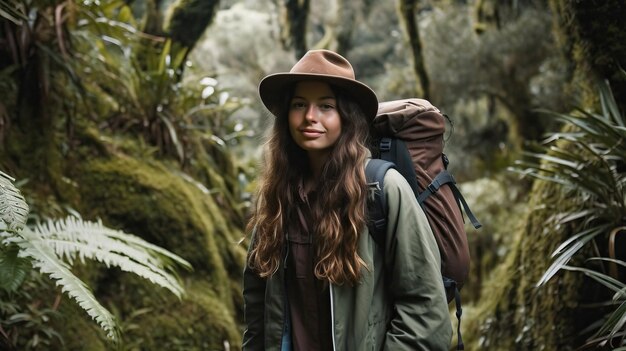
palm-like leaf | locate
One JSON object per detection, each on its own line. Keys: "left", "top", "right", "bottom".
{"left": 564, "top": 264, "right": 626, "bottom": 345}
{"left": 511, "top": 79, "right": 626, "bottom": 348}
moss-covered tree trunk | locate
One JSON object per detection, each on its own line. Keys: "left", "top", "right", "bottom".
{"left": 549, "top": 0, "right": 626, "bottom": 113}
{"left": 397, "top": 0, "right": 430, "bottom": 99}
{"left": 464, "top": 2, "right": 626, "bottom": 349}
{"left": 331, "top": 0, "right": 357, "bottom": 55}
{"left": 164, "top": 0, "right": 220, "bottom": 52}
{"left": 274, "top": 0, "right": 310, "bottom": 58}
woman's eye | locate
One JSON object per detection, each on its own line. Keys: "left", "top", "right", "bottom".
{"left": 320, "top": 104, "right": 335, "bottom": 110}
{"left": 291, "top": 102, "right": 306, "bottom": 109}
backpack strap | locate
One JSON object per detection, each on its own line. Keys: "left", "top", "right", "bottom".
{"left": 417, "top": 169, "right": 482, "bottom": 229}
{"left": 365, "top": 158, "right": 396, "bottom": 247}
{"left": 443, "top": 277, "right": 465, "bottom": 350}
{"left": 378, "top": 138, "right": 420, "bottom": 198}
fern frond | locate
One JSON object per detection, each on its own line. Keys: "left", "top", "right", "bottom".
{"left": 3, "top": 228, "right": 120, "bottom": 341}
{"left": 33, "top": 217, "right": 191, "bottom": 298}
{"left": 0, "top": 170, "right": 29, "bottom": 231}
{"left": 0, "top": 244, "right": 31, "bottom": 292}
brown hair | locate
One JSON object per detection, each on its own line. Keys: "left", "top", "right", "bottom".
{"left": 246, "top": 87, "right": 370, "bottom": 286}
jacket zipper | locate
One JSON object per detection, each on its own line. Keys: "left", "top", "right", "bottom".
{"left": 330, "top": 285, "right": 337, "bottom": 351}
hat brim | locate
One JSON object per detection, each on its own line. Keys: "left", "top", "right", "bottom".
{"left": 259, "top": 73, "right": 379, "bottom": 123}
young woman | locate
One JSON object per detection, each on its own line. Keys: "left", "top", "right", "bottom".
{"left": 243, "top": 49, "right": 452, "bottom": 351}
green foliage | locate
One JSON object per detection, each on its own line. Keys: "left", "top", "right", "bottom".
{"left": 0, "top": 245, "right": 31, "bottom": 292}
{"left": 511, "top": 80, "right": 626, "bottom": 348}
{"left": 0, "top": 171, "right": 29, "bottom": 231}
{"left": 1, "top": 297, "right": 64, "bottom": 350}
{"left": 0, "top": 171, "right": 192, "bottom": 346}
{"left": 32, "top": 217, "right": 192, "bottom": 297}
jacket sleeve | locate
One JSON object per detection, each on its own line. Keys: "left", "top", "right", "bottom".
{"left": 242, "top": 230, "right": 266, "bottom": 351}
{"left": 382, "top": 169, "right": 453, "bottom": 351}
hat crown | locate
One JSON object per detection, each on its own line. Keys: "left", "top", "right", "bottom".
{"left": 258, "top": 49, "right": 378, "bottom": 121}
{"left": 290, "top": 50, "right": 356, "bottom": 80}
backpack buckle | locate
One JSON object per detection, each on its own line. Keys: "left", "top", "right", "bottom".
{"left": 379, "top": 138, "right": 392, "bottom": 152}
{"left": 442, "top": 153, "right": 450, "bottom": 169}
{"left": 428, "top": 179, "right": 441, "bottom": 194}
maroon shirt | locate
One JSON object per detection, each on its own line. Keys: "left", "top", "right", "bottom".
{"left": 285, "top": 191, "right": 333, "bottom": 351}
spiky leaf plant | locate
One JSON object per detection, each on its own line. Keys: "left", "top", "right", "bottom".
{"left": 512, "top": 80, "right": 626, "bottom": 348}
{"left": 0, "top": 171, "right": 192, "bottom": 343}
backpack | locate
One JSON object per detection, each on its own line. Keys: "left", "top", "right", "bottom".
{"left": 365, "top": 98, "right": 481, "bottom": 351}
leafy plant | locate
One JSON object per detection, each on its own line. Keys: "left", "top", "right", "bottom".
{"left": 511, "top": 80, "right": 626, "bottom": 349}
{"left": 0, "top": 170, "right": 192, "bottom": 344}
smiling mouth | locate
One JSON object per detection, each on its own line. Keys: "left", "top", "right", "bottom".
{"left": 300, "top": 129, "right": 325, "bottom": 138}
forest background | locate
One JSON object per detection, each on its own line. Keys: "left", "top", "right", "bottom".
{"left": 0, "top": 0, "right": 625, "bottom": 350}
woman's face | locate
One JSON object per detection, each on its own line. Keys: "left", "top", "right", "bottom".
{"left": 288, "top": 81, "right": 342, "bottom": 160}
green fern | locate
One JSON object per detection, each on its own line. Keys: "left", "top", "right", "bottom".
{"left": 0, "top": 170, "right": 29, "bottom": 231}
{"left": 0, "top": 244, "right": 30, "bottom": 291}
{"left": 33, "top": 217, "right": 192, "bottom": 298}
{"left": 2, "top": 228, "right": 120, "bottom": 341}
{"left": 0, "top": 171, "right": 193, "bottom": 343}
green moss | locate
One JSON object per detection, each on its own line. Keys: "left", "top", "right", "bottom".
{"left": 109, "top": 276, "right": 242, "bottom": 351}
{"left": 76, "top": 154, "right": 246, "bottom": 301}
{"left": 50, "top": 296, "right": 109, "bottom": 351}
{"left": 71, "top": 151, "right": 247, "bottom": 348}
{"left": 549, "top": 0, "right": 626, "bottom": 112}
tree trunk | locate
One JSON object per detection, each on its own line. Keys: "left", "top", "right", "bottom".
{"left": 397, "top": 0, "right": 430, "bottom": 100}
{"left": 549, "top": 0, "right": 626, "bottom": 113}
{"left": 275, "top": 0, "right": 310, "bottom": 58}
{"left": 164, "top": 0, "right": 220, "bottom": 52}
{"left": 474, "top": 0, "right": 543, "bottom": 33}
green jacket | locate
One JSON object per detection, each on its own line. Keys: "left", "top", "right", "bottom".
{"left": 242, "top": 166, "right": 452, "bottom": 351}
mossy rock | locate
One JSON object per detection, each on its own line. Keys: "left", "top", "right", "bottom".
{"left": 68, "top": 153, "right": 246, "bottom": 349}
{"left": 114, "top": 278, "right": 242, "bottom": 351}
{"left": 49, "top": 297, "right": 109, "bottom": 351}
{"left": 76, "top": 153, "right": 245, "bottom": 282}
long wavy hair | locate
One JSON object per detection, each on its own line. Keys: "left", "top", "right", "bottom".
{"left": 247, "top": 85, "right": 371, "bottom": 286}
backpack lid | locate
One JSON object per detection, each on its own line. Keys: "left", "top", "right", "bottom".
{"left": 373, "top": 98, "right": 445, "bottom": 141}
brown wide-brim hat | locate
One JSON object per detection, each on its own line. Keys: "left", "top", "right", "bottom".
{"left": 259, "top": 49, "right": 379, "bottom": 122}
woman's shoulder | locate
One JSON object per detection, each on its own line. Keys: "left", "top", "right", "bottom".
{"left": 382, "top": 167, "right": 411, "bottom": 191}
{"left": 364, "top": 159, "right": 413, "bottom": 196}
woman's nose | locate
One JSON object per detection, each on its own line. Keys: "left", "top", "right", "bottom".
{"left": 305, "top": 105, "right": 318, "bottom": 121}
